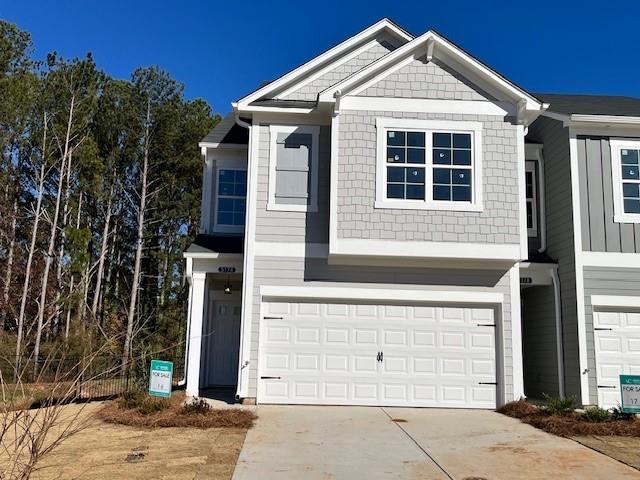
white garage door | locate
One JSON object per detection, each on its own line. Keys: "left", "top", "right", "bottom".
{"left": 258, "top": 301, "right": 498, "bottom": 408}
{"left": 594, "top": 310, "right": 640, "bottom": 408}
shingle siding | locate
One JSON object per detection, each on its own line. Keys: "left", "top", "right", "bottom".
{"left": 279, "top": 39, "right": 394, "bottom": 101}
{"left": 360, "top": 57, "right": 494, "bottom": 101}
{"left": 527, "top": 116, "right": 581, "bottom": 401}
{"left": 337, "top": 110, "right": 520, "bottom": 243}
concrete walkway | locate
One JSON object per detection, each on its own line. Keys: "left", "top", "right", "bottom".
{"left": 233, "top": 405, "right": 640, "bottom": 480}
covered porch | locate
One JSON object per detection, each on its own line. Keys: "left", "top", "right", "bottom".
{"left": 184, "top": 234, "right": 244, "bottom": 399}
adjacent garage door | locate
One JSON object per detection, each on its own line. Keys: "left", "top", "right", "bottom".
{"left": 258, "top": 301, "right": 498, "bottom": 408}
{"left": 594, "top": 310, "right": 640, "bottom": 408}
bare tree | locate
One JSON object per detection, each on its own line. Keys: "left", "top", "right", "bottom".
{"left": 91, "top": 184, "right": 114, "bottom": 318}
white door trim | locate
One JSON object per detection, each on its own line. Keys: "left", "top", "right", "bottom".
{"left": 591, "top": 295, "right": 640, "bottom": 309}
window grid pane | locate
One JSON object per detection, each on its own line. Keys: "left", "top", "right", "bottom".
{"left": 386, "top": 130, "right": 426, "bottom": 200}
{"left": 217, "top": 169, "right": 246, "bottom": 226}
{"left": 621, "top": 149, "right": 640, "bottom": 214}
{"left": 432, "top": 132, "right": 472, "bottom": 203}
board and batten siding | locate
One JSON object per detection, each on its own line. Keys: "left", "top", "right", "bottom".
{"left": 526, "top": 116, "right": 581, "bottom": 400}
{"left": 583, "top": 266, "right": 640, "bottom": 405}
{"left": 254, "top": 124, "right": 330, "bottom": 244}
{"left": 244, "top": 257, "right": 516, "bottom": 401}
{"left": 577, "top": 136, "right": 640, "bottom": 253}
{"left": 337, "top": 110, "right": 520, "bottom": 243}
{"left": 521, "top": 285, "right": 559, "bottom": 398}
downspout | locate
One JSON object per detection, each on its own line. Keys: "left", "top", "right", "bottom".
{"left": 551, "top": 265, "right": 565, "bottom": 397}
{"left": 233, "top": 109, "right": 251, "bottom": 401}
{"left": 537, "top": 147, "right": 547, "bottom": 253}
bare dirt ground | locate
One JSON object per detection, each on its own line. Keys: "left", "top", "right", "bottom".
{"left": 12, "top": 402, "right": 248, "bottom": 480}
{"left": 573, "top": 435, "right": 640, "bottom": 471}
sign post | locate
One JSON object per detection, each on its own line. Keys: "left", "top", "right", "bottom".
{"left": 620, "top": 375, "right": 640, "bottom": 413}
{"left": 149, "top": 360, "right": 173, "bottom": 398}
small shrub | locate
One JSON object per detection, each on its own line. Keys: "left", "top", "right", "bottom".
{"left": 582, "top": 406, "right": 610, "bottom": 422}
{"left": 119, "top": 390, "right": 169, "bottom": 415}
{"left": 182, "top": 398, "right": 211, "bottom": 415}
{"left": 542, "top": 394, "right": 576, "bottom": 415}
{"left": 611, "top": 404, "right": 635, "bottom": 421}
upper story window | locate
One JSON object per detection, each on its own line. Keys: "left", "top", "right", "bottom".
{"left": 525, "top": 161, "right": 538, "bottom": 236}
{"left": 610, "top": 139, "right": 640, "bottom": 223}
{"left": 213, "top": 158, "right": 247, "bottom": 234}
{"left": 268, "top": 125, "right": 320, "bottom": 212}
{"left": 375, "top": 118, "right": 483, "bottom": 212}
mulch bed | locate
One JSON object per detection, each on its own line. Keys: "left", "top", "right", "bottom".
{"left": 97, "top": 393, "right": 256, "bottom": 429}
{"left": 498, "top": 399, "right": 640, "bottom": 437}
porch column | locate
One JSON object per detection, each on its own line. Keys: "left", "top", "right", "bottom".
{"left": 186, "top": 272, "right": 206, "bottom": 397}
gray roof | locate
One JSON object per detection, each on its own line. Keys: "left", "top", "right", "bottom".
{"left": 249, "top": 99, "right": 317, "bottom": 109}
{"left": 201, "top": 113, "right": 249, "bottom": 145}
{"left": 536, "top": 93, "right": 640, "bottom": 117}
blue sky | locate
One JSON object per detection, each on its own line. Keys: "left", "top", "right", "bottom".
{"left": 2, "top": 1, "right": 638, "bottom": 114}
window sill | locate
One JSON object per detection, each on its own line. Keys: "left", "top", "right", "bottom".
{"left": 374, "top": 199, "right": 483, "bottom": 212}
{"left": 267, "top": 202, "right": 318, "bottom": 213}
{"left": 614, "top": 213, "right": 640, "bottom": 224}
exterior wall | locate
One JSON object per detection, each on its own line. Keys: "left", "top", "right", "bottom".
{"left": 360, "top": 58, "right": 494, "bottom": 101}
{"left": 521, "top": 285, "right": 559, "bottom": 398}
{"left": 527, "top": 117, "right": 581, "bottom": 399}
{"left": 337, "top": 110, "right": 520, "bottom": 243}
{"left": 583, "top": 266, "right": 640, "bottom": 405}
{"left": 577, "top": 136, "right": 640, "bottom": 253}
{"left": 254, "top": 124, "right": 330, "bottom": 243}
{"left": 280, "top": 38, "right": 395, "bottom": 101}
{"left": 244, "top": 258, "right": 516, "bottom": 400}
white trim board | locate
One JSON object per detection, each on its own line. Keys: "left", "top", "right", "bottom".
{"left": 582, "top": 251, "right": 640, "bottom": 268}
{"left": 259, "top": 285, "right": 504, "bottom": 305}
{"left": 255, "top": 242, "right": 328, "bottom": 258}
{"left": 331, "top": 238, "right": 521, "bottom": 262}
{"left": 340, "top": 96, "right": 514, "bottom": 116}
{"left": 510, "top": 264, "right": 524, "bottom": 400}
{"left": 591, "top": 295, "right": 640, "bottom": 309}
{"left": 236, "top": 19, "right": 412, "bottom": 108}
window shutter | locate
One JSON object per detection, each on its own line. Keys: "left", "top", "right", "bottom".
{"left": 275, "top": 132, "right": 312, "bottom": 205}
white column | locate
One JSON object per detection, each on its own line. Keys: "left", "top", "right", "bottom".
{"left": 510, "top": 264, "right": 525, "bottom": 400}
{"left": 186, "top": 272, "right": 206, "bottom": 397}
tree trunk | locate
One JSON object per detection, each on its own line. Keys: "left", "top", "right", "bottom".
{"left": 122, "top": 99, "right": 151, "bottom": 371}
{"left": 91, "top": 185, "right": 113, "bottom": 318}
{"left": 34, "top": 95, "right": 75, "bottom": 373}
{"left": 65, "top": 192, "right": 83, "bottom": 341}
{"left": 1, "top": 196, "right": 17, "bottom": 331}
{"left": 53, "top": 149, "right": 72, "bottom": 336}
{"left": 15, "top": 114, "right": 48, "bottom": 370}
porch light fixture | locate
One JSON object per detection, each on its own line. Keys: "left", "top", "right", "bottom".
{"left": 224, "top": 276, "right": 232, "bottom": 295}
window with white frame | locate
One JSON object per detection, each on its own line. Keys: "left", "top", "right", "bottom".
{"left": 268, "top": 125, "right": 319, "bottom": 212}
{"left": 375, "top": 118, "right": 483, "bottom": 211}
{"left": 525, "top": 161, "right": 538, "bottom": 236}
{"left": 610, "top": 139, "right": 640, "bottom": 223}
{"left": 213, "top": 161, "right": 247, "bottom": 233}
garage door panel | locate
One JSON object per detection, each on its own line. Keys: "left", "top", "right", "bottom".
{"left": 595, "top": 310, "right": 640, "bottom": 408}
{"left": 259, "top": 301, "right": 497, "bottom": 408}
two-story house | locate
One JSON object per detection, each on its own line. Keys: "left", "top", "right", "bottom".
{"left": 183, "top": 19, "right": 640, "bottom": 409}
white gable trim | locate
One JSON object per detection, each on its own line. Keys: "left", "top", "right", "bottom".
{"left": 318, "top": 30, "right": 543, "bottom": 116}
{"left": 340, "top": 96, "right": 514, "bottom": 116}
{"left": 236, "top": 19, "right": 412, "bottom": 108}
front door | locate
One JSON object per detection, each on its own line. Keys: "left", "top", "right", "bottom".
{"left": 203, "top": 299, "right": 241, "bottom": 387}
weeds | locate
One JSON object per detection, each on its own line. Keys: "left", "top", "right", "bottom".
{"left": 182, "top": 398, "right": 211, "bottom": 415}
{"left": 611, "top": 404, "right": 635, "bottom": 421}
{"left": 542, "top": 394, "right": 576, "bottom": 415}
{"left": 582, "top": 406, "right": 610, "bottom": 423}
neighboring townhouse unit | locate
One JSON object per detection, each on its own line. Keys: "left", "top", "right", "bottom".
{"left": 183, "top": 18, "right": 639, "bottom": 409}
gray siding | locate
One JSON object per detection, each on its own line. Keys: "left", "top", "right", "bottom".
{"left": 337, "top": 110, "right": 520, "bottom": 243}
{"left": 583, "top": 266, "right": 640, "bottom": 405}
{"left": 245, "top": 257, "right": 515, "bottom": 400}
{"left": 280, "top": 38, "right": 395, "bottom": 101}
{"left": 361, "top": 57, "right": 494, "bottom": 101}
{"left": 521, "top": 285, "right": 559, "bottom": 398}
{"left": 577, "top": 136, "right": 640, "bottom": 253}
{"left": 254, "top": 124, "right": 330, "bottom": 243}
{"left": 526, "top": 116, "right": 581, "bottom": 400}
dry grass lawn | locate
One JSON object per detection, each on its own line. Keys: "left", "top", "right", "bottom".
{"left": 12, "top": 402, "right": 249, "bottom": 480}
{"left": 573, "top": 435, "right": 640, "bottom": 471}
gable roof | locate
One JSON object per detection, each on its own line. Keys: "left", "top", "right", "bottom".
{"left": 200, "top": 113, "right": 249, "bottom": 147}
{"left": 318, "top": 29, "right": 544, "bottom": 117}
{"left": 537, "top": 93, "right": 640, "bottom": 117}
{"left": 235, "top": 18, "right": 413, "bottom": 108}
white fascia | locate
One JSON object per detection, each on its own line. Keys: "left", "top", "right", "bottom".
{"left": 236, "top": 19, "right": 413, "bottom": 109}
{"left": 236, "top": 122, "right": 260, "bottom": 399}
{"left": 568, "top": 127, "right": 591, "bottom": 405}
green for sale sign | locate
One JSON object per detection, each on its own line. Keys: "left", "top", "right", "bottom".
{"left": 149, "top": 360, "right": 173, "bottom": 398}
{"left": 620, "top": 375, "right": 640, "bottom": 413}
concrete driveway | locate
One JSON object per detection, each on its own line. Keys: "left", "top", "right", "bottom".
{"left": 232, "top": 406, "right": 640, "bottom": 480}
